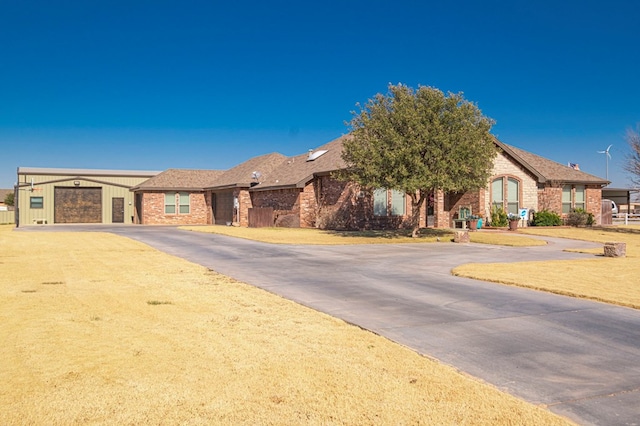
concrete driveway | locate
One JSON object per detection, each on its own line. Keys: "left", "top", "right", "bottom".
{"left": 18, "top": 225, "right": 640, "bottom": 425}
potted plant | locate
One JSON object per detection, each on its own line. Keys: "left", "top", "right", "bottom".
{"left": 507, "top": 213, "right": 520, "bottom": 231}
{"left": 467, "top": 215, "right": 480, "bottom": 231}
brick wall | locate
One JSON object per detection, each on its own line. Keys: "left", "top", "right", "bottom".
{"left": 586, "top": 186, "right": 603, "bottom": 224}
{"left": 140, "top": 191, "right": 209, "bottom": 225}
{"left": 539, "top": 184, "right": 603, "bottom": 224}
{"left": 236, "top": 189, "right": 252, "bottom": 227}
{"left": 251, "top": 188, "right": 301, "bottom": 227}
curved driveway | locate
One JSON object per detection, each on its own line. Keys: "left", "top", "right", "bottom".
{"left": 20, "top": 225, "right": 640, "bottom": 425}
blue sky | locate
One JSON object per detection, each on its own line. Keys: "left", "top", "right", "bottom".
{"left": 1, "top": 0, "right": 639, "bottom": 189}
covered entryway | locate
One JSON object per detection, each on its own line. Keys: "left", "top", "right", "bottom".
{"left": 112, "top": 197, "right": 125, "bottom": 223}
{"left": 213, "top": 190, "right": 234, "bottom": 224}
{"left": 54, "top": 187, "right": 102, "bottom": 223}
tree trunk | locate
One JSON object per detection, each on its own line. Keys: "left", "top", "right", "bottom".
{"left": 410, "top": 192, "right": 427, "bottom": 238}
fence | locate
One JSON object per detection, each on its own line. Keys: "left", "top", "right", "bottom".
{"left": 0, "top": 209, "right": 15, "bottom": 225}
{"left": 613, "top": 213, "right": 640, "bottom": 225}
{"left": 248, "top": 207, "right": 274, "bottom": 228}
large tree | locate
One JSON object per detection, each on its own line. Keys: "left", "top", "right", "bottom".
{"left": 624, "top": 127, "right": 640, "bottom": 186}
{"left": 340, "top": 84, "right": 497, "bottom": 237}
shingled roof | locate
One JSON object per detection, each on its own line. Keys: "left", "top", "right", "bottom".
{"left": 497, "top": 140, "right": 609, "bottom": 185}
{"left": 207, "top": 152, "right": 287, "bottom": 190}
{"left": 131, "top": 169, "right": 225, "bottom": 191}
{"left": 0, "top": 188, "right": 12, "bottom": 203}
{"left": 251, "top": 135, "right": 350, "bottom": 191}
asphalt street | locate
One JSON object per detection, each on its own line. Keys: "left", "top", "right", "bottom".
{"left": 18, "top": 225, "right": 640, "bottom": 425}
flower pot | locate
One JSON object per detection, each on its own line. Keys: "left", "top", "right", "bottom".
{"left": 508, "top": 219, "right": 519, "bottom": 231}
{"left": 467, "top": 219, "right": 478, "bottom": 231}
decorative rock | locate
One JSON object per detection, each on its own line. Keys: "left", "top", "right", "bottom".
{"left": 454, "top": 230, "right": 470, "bottom": 243}
{"left": 604, "top": 242, "right": 626, "bottom": 257}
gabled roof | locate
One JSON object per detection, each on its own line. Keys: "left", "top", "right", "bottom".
{"left": 131, "top": 169, "right": 225, "bottom": 191}
{"left": 250, "top": 135, "right": 350, "bottom": 191}
{"left": 207, "top": 152, "right": 287, "bottom": 190}
{"left": 496, "top": 140, "right": 609, "bottom": 185}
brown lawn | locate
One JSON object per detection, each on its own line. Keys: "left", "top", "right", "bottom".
{"left": 453, "top": 226, "right": 640, "bottom": 309}
{"left": 0, "top": 225, "right": 570, "bottom": 425}
{"left": 181, "top": 225, "right": 546, "bottom": 247}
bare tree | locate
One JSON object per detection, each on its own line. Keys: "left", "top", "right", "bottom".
{"left": 624, "top": 128, "right": 640, "bottom": 186}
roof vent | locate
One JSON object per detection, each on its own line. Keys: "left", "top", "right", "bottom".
{"left": 307, "top": 149, "right": 328, "bottom": 162}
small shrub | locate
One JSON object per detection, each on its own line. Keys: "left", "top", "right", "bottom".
{"left": 532, "top": 210, "right": 562, "bottom": 226}
{"left": 566, "top": 208, "right": 590, "bottom": 227}
{"left": 147, "top": 300, "right": 173, "bottom": 305}
{"left": 490, "top": 206, "right": 508, "bottom": 227}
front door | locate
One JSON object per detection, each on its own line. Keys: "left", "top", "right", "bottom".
{"left": 112, "top": 197, "right": 125, "bottom": 223}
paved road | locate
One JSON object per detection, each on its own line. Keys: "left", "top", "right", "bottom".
{"left": 18, "top": 225, "right": 640, "bottom": 425}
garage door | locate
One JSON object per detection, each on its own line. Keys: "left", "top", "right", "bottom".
{"left": 54, "top": 187, "right": 102, "bottom": 223}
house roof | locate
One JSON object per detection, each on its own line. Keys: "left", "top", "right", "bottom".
{"left": 250, "top": 135, "right": 350, "bottom": 191}
{"left": 496, "top": 140, "right": 609, "bottom": 185}
{"left": 18, "top": 167, "right": 161, "bottom": 177}
{"left": 131, "top": 169, "right": 225, "bottom": 191}
{"left": 0, "top": 188, "right": 12, "bottom": 202}
{"left": 207, "top": 152, "right": 287, "bottom": 190}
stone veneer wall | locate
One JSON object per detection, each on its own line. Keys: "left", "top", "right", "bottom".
{"left": 141, "top": 191, "right": 209, "bottom": 225}
{"left": 484, "top": 153, "right": 538, "bottom": 220}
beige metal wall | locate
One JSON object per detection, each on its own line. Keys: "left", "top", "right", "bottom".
{"left": 16, "top": 173, "right": 152, "bottom": 226}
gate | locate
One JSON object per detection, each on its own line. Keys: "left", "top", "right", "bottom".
{"left": 248, "top": 207, "right": 274, "bottom": 228}
{"left": 601, "top": 199, "right": 612, "bottom": 225}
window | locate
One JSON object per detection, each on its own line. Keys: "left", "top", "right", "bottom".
{"left": 563, "top": 185, "right": 585, "bottom": 213}
{"left": 492, "top": 176, "right": 520, "bottom": 213}
{"left": 562, "top": 185, "right": 572, "bottom": 214}
{"left": 390, "top": 189, "right": 405, "bottom": 216}
{"left": 373, "top": 188, "right": 387, "bottom": 216}
{"left": 164, "top": 192, "right": 176, "bottom": 214}
{"left": 179, "top": 192, "right": 190, "bottom": 214}
{"left": 30, "top": 196, "right": 43, "bottom": 209}
{"left": 491, "top": 178, "right": 503, "bottom": 211}
{"left": 373, "top": 188, "right": 405, "bottom": 216}
{"left": 574, "top": 185, "right": 585, "bottom": 211}
{"left": 507, "top": 178, "right": 519, "bottom": 215}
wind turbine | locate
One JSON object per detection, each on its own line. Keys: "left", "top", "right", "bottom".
{"left": 597, "top": 144, "right": 612, "bottom": 181}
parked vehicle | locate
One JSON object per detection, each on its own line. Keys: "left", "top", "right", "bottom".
{"left": 604, "top": 199, "right": 618, "bottom": 215}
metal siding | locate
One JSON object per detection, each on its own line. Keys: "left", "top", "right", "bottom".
{"left": 16, "top": 172, "right": 151, "bottom": 225}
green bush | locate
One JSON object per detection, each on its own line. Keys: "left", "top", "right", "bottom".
{"left": 532, "top": 210, "right": 562, "bottom": 226}
{"left": 566, "top": 208, "right": 592, "bottom": 227}
{"left": 490, "top": 206, "right": 508, "bottom": 227}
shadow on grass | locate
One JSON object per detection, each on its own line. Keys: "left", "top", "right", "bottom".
{"left": 324, "top": 228, "right": 453, "bottom": 239}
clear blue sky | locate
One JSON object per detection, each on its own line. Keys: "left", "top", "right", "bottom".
{"left": 2, "top": 0, "right": 639, "bottom": 189}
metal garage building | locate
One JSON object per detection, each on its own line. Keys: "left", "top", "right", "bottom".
{"left": 15, "top": 167, "right": 159, "bottom": 226}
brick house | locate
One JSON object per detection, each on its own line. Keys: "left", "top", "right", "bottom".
{"left": 246, "top": 137, "right": 608, "bottom": 229}
{"left": 131, "top": 169, "right": 224, "bottom": 225}
{"left": 132, "top": 136, "right": 608, "bottom": 229}
{"left": 206, "top": 153, "right": 287, "bottom": 226}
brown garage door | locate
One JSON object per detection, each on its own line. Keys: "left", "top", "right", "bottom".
{"left": 54, "top": 187, "right": 102, "bottom": 223}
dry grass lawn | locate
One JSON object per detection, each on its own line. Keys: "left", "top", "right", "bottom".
{"left": 453, "top": 226, "right": 640, "bottom": 309}
{"left": 181, "top": 225, "right": 546, "bottom": 247}
{"left": 0, "top": 225, "right": 570, "bottom": 425}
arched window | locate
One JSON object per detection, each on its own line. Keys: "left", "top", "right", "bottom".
{"left": 492, "top": 176, "right": 520, "bottom": 214}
